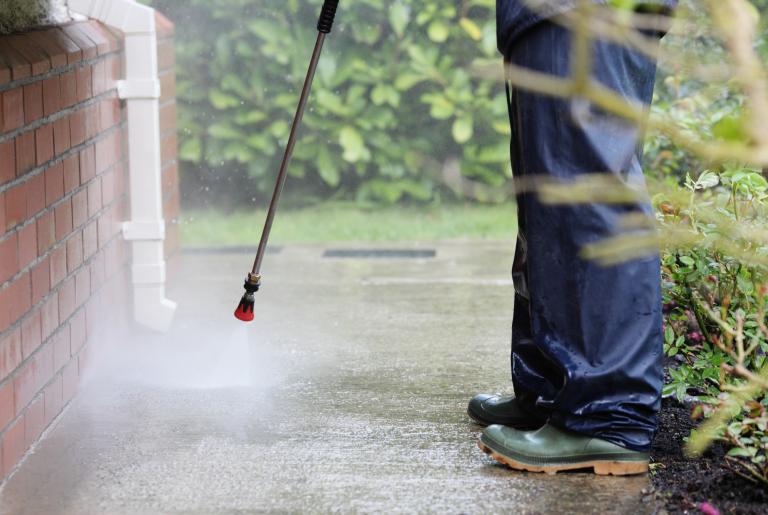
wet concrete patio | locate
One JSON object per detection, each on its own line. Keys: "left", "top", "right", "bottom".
{"left": 0, "top": 243, "right": 651, "bottom": 514}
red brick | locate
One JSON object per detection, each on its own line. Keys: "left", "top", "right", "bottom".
{"left": 43, "top": 373, "right": 62, "bottom": 427}
{"left": 75, "top": 66, "right": 92, "bottom": 103}
{"left": 8, "top": 35, "right": 50, "bottom": 77}
{"left": 52, "top": 329, "right": 71, "bottom": 372}
{"left": 36, "top": 211, "right": 55, "bottom": 257}
{"left": 161, "top": 132, "right": 177, "bottom": 165}
{"left": 89, "top": 251, "right": 104, "bottom": 289}
{"left": 2, "top": 88, "right": 24, "bottom": 133}
{"left": 60, "top": 25, "right": 98, "bottom": 61}
{"left": 2, "top": 417, "right": 25, "bottom": 476}
{"left": 92, "top": 61, "right": 107, "bottom": 95}
{"left": 97, "top": 210, "right": 112, "bottom": 248}
{"left": 87, "top": 178, "right": 102, "bottom": 217}
{"left": 95, "top": 137, "right": 114, "bottom": 174}
{"left": 63, "top": 154, "right": 79, "bottom": 193}
{"left": 26, "top": 173, "right": 45, "bottom": 218}
{"left": 158, "top": 39, "right": 175, "bottom": 70}
{"left": 82, "top": 221, "right": 98, "bottom": 260}
{"left": 35, "top": 125, "right": 54, "bottom": 166}
{"left": 23, "top": 82, "right": 43, "bottom": 124}
{"left": 52, "top": 118, "right": 70, "bottom": 156}
{"left": 40, "top": 295, "right": 58, "bottom": 341}
{"left": 69, "top": 110, "right": 86, "bottom": 147}
{"left": 84, "top": 104, "right": 98, "bottom": 141}
{"left": 79, "top": 145, "right": 95, "bottom": 183}
{"left": 0, "top": 234, "right": 18, "bottom": 283}
{"left": 159, "top": 101, "right": 177, "bottom": 136}
{"left": 58, "top": 277, "right": 76, "bottom": 322}
{"left": 0, "top": 140, "right": 15, "bottom": 185}
{"left": 0, "top": 40, "right": 31, "bottom": 81}
{"left": 100, "top": 169, "right": 115, "bottom": 206}
{"left": 8, "top": 272, "right": 32, "bottom": 324}
{"left": 0, "top": 328, "right": 21, "bottom": 381}
{"left": 54, "top": 198, "right": 72, "bottom": 241}
{"left": 26, "top": 30, "right": 69, "bottom": 70}
{"left": 61, "top": 359, "right": 78, "bottom": 404}
{"left": 13, "top": 361, "right": 36, "bottom": 416}
{"left": 41, "top": 77, "right": 61, "bottom": 117}
{"left": 0, "top": 287, "right": 9, "bottom": 333}
{"left": 79, "top": 22, "right": 111, "bottom": 55}
{"left": 24, "top": 394, "right": 45, "bottom": 448}
{"left": 0, "top": 193, "right": 4, "bottom": 238}
{"left": 21, "top": 311, "right": 42, "bottom": 358}
{"left": 0, "top": 63, "right": 10, "bottom": 86}
{"left": 50, "top": 28, "right": 83, "bottom": 65}
{"left": 72, "top": 189, "right": 88, "bottom": 228}
{"left": 45, "top": 162, "right": 64, "bottom": 207}
{"left": 30, "top": 257, "right": 49, "bottom": 306}
{"left": 75, "top": 268, "right": 90, "bottom": 307}
{"left": 66, "top": 232, "right": 83, "bottom": 273}
{"left": 160, "top": 71, "right": 176, "bottom": 103}
{"left": 15, "top": 131, "right": 36, "bottom": 177}
{"left": 69, "top": 309, "right": 86, "bottom": 353}
{"left": 5, "top": 182, "right": 26, "bottom": 230}
{"left": 17, "top": 222, "right": 37, "bottom": 271}
{"left": 49, "top": 246, "right": 66, "bottom": 287}
{"left": 59, "top": 71, "right": 77, "bottom": 108}
{"left": 0, "top": 380, "right": 13, "bottom": 430}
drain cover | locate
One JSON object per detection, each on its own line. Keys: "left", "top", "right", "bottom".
{"left": 183, "top": 246, "right": 282, "bottom": 255}
{"left": 322, "top": 249, "right": 436, "bottom": 259}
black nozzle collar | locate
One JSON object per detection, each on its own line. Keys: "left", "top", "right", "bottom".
{"left": 317, "top": 0, "right": 339, "bottom": 33}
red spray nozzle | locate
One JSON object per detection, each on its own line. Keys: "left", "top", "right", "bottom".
{"left": 234, "top": 294, "right": 255, "bottom": 322}
{"left": 234, "top": 273, "right": 261, "bottom": 323}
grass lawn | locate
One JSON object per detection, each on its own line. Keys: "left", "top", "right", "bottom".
{"left": 180, "top": 202, "right": 518, "bottom": 245}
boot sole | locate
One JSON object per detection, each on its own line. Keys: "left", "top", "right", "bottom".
{"left": 477, "top": 440, "right": 648, "bottom": 476}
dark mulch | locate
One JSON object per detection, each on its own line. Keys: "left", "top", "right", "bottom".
{"left": 649, "top": 398, "right": 768, "bottom": 514}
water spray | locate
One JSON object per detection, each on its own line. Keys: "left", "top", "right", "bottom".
{"left": 234, "top": 0, "right": 340, "bottom": 322}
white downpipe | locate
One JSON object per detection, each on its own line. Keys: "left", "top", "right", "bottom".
{"left": 68, "top": 0, "right": 177, "bottom": 331}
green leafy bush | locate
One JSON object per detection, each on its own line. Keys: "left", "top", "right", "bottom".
{"left": 148, "top": 0, "right": 510, "bottom": 205}
{"left": 657, "top": 163, "right": 768, "bottom": 485}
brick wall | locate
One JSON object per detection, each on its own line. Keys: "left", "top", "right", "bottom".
{"left": 0, "top": 17, "right": 179, "bottom": 482}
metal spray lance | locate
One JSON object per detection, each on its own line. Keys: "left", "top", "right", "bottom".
{"left": 234, "top": 0, "right": 340, "bottom": 322}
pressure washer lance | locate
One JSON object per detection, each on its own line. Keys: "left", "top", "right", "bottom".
{"left": 234, "top": 0, "right": 340, "bottom": 322}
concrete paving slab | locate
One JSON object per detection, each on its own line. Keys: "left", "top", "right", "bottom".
{"left": 0, "top": 243, "right": 651, "bottom": 514}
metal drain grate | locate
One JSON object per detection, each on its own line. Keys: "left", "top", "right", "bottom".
{"left": 182, "top": 246, "right": 283, "bottom": 255}
{"left": 322, "top": 249, "right": 436, "bottom": 259}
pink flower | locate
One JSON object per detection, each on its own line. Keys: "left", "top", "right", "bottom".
{"left": 698, "top": 502, "right": 720, "bottom": 515}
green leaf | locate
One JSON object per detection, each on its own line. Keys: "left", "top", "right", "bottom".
{"left": 427, "top": 20, "right": 449, "bottom": 42}
{"left": 179, "top": 137, "right": 202, "bottom": 162}
{"left": 712, "top": 114, "right": 745, "bottom": 142}
{"left": 726, "top": 447, "right": 755, "bottom": 458}
{"left": 665, "top": 325, "right": 675, "bottom": 345}
{"left": 339, "top": 126, "right": 369, "bottom": 163}
{"left": 452, "top": 115, "right": 473, "bottom": 143}
{"left": 317, "top": 145, "right": 340, "bottom": 187}
{"left": 389, "top": 2, "right": 410, "bottom": 38}
{"left": 209, "top": 89, "right": 240, "bottom": 109}
{"left": 394, "top": 72, "right": 426, "bottom": 91}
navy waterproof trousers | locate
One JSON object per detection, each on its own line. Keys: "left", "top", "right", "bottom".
{"left": 504, "top": 21, "right": 663, "bottom": 452}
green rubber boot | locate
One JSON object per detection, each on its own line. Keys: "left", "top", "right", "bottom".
{"left": 478, "top": 423, "right": 649, "bottom": 476}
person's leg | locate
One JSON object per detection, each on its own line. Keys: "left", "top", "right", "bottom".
{"left": 508, "top": 83, "right": 563, "bottom": 418}
{"left": 505, "top": 20, "right": 663, "bottom": 452}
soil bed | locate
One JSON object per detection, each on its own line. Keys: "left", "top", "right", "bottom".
{"left": 650, "top": 398, "right": 767, "bottom": 514}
